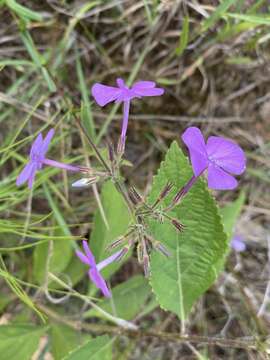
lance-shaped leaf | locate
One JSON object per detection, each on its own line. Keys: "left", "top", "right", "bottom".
{"left": 148, "top": 142, "right": 227, "bottom": 319}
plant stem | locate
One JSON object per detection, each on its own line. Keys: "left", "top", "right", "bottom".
{"left": 37, "top": 302, "right": 267, "bottom": 352}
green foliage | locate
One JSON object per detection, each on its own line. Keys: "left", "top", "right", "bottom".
{"left": 63, "top": 335, "right": 112, "bottom": 360}
{"left": 33, "top": 185, "right": 73, "bottom": 285}
{"left": 220, "top": 191, "right": 245, "bottom": 239}
{"left": 202, "top": 0, "right": 237, "bottom": 31}
{"left": 5, "top": 0, "right": 44, "bottom": 22}
{"left": 89, "top": 180, "right": 131, "bottom": 279}
{"left": 148, "top": 142, "right": 227, "bottom": 319}
{"left": 176, "top": 16, "right": 189, "bottom": 56}
{"left": 50, "top": 324, "right": 87, "bottom": 360}
{"left": 0, "top": 324, "right": 47, "bottom": 360}
{"left": 84, "top": 275, "right": 151, "bottom": 320}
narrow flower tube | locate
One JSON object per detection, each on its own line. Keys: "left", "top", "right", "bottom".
{"left": 92, "top": 78, "right": 164, "bottom": 155}
{"left": 42, "top": 158, "right": 81, "bottom": 172}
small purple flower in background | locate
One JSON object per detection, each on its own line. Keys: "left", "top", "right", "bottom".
{"left": 92, "top": 78, "right": 164, "bottom": 153}
{"left": 16, "top": 129, "right": 81, "bottom": 189}
{"left": 75, "top": 240, "right": 123, "bottom": 298}
{"left": 182, "top": 127, "right": 246, "bottom": 190}
{"left": 231, "top": 235, "right": 246, "bottom": 252}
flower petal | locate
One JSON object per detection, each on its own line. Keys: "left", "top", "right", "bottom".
{"left": 27, "top": 165, "right": 37, "bottom": 189}
{"left": 132, "top": 81, "right": 156, "bottom": 89}
{"left": 231, "top": 235, "right": 246, "bottom": 252}
{"left": 207, "top": 163, "right": 238, "bottom": 190}
{"left": 82, "top": 240, "right": 96, "bottom": 267}
{"left": 30, "top": 133, "right": 43, "bottom": 158}
{"left": 206, "top": 136, "right": 246, "bottom": 175}
{"left": 131, "top": 86, "right": 164, "bottom": 97}
{"left": 182, "top": 127, "right": 208, "bottom": 176}
{"left": 89, "top": 268, "right": 111, "bottom": 297}
{"left": 16, "top": 162, "right": 35, "bottom": 186}
{"left": 41, "top": 129, "right": 55, "bottom": 155}
{"left": 96, "top": 249, "right": 123, "bottom": 271}
{"left": 91, "top": 83, "right": 122, "bottom": 106}
{"left": 75, "top": 250, "right": 91, "bottom": 265}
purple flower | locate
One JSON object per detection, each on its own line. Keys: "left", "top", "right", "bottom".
{"left": 75, "top": 240, "right": 123, "bottom": 298}
{"left": 182, "top": 127, "right": 246, "bottom": 190}
{"left": 16, "top": 129, "right": 81, "bottom": 189}
{"left": 92, "top": 78, "right": 164, "bottom": 153}
{"left": 231, "top": 235, "right": 246, "bottom": 252}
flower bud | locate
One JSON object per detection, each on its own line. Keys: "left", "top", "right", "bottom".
{"left": 171, "top": 218, "right": 185, "bottom": 232}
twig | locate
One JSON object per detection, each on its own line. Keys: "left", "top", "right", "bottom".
{"left": 37, "top": 302, "right": 267, "bottom": 352}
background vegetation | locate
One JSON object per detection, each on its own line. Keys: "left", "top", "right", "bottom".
{"left": 0, "top": 0, "right": 269, "bottom": 359}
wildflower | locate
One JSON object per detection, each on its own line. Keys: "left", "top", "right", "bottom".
{"left": 75, "top": 240, "right": 124, "bottom": 297}
{"left": 182, "top": 127, "right": 246, "bottom": 190}
{"left": 92, "top": 78, "right": 164, "bottom": 154}
{"left": 231, "top": 235, "right": 246, "bottom": 252}
{"left": 16, "top": 129, "right": 82, "bottom": 189}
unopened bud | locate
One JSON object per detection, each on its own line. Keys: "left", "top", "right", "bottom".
{"left": 107, "top": 237, "right": 125, "bottom": 250}
{"left": 107, "top": 141, "right": 115, "bottom": 163}
{"left": 115, "top": 246, "right": 129, "bottom": 262}
{"left": 171, "top": 218, "right": 185, "bottom": 232}
{"left": 155, "top": 242, "right": 171, "bottom": 257}
{"left": 143, "top": 255, "right": 150, "bottom": 277}
{"left": 137, "top": 243, "right": 143, "bottom": 264}
{"left": 152, "top": 182, "right": 173, "bottom": 208}
{"left": 129, "top": 187, "right": 143, "bottom": 205}
{"left": 160, "top": 182, "right": 173, "bottom": 200}
{"left": 72, "top": 176, "right": 98, "bottom": 188}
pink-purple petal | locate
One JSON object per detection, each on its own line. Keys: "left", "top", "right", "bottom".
{"left": 182, "top": 127, "right": 209, "bottom": 176}
{"left": 16, "top": 162, "right": 35, "bottom": 186}
{"left": 41, "top": 129, "right": 55, "bottom": 155}
{"left": 75, "top": 250, "right": 91, "bottom": 265}
{"left": 116, "top": 78, "right": 125, "bottom": 88}
{"left": 27, "top": 166, "right": 37, "bottom": 189}
{"left": 231, "top": 235, "right": 246, "bottom": 252}
{"left": 132, "top": 81, "right": 156, "bottom": 89}
{"left": 30, "top": 133, "right": 43, "bottom": 158}
{"left": 82, "top": 240, "right": 96, "bottom": 267}
{"left": 91, "top": 83, "right": 121, "bottom": 107}
{"left": 96, "top": 249, "right": 123, "bottom": 271}
{"left": 89, "top": 268, "right": 111, "bottom": 298}
{"left": 206, "top": 136, "right": 246, "bottom": 175}
{"left": 132, "top": 87, "right": 164, "bottom": 97}
{"left": 207, "top": 163, "right": 238, "bottom": 190}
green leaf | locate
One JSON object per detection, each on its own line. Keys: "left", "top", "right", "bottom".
{"left": 220, "top": 191, "right": 245, "bottom": 239}
{"left": 89, "top": 180, "right": 131, "bottom": 279}
{"left": 148, "top": 142, "right": 227, "bottom": 319}
{"left": 84, "top": 275, "right": 152, "bottom": 320}
{"left": 0, "top": 324, "right": 46, "bottom": 360}
{"left": 202, "top": 0, "right": 236, "bottom": 31}
{"left": 175, "top": 16, "right": 189, "bottom": 56}
{"left": 6, "top": 0, "right": 44, "bottom": 22}
{"left": 63, "top": 335, "right": 112, "bottom": 360}
{"left": 227, "top": 13, "right": 270, "bottom": 25}
{"left": 33, "top": 185, "right": 73, "bottom": 284}
{"left": 50, "top": 324, "right": 87, "bottom": 360}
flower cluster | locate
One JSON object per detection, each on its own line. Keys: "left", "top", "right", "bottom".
{"left": 16, "top": 78, "right": 246, "bottom": 297}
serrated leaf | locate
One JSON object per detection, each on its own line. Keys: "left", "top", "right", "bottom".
{"left": 220, "top": 191, "right": 245, "bottom": 239}
{"left": 84, "top": 275, "right": 152, "bottom": 320}
{"left": 0, "top": 324, "right": 46, "bottom": 360}
{"left": 148, "top": 142, "right": 227, "bottom": 319}
{"left": 50, "top": 324, "right": 87, "bottom": 360}
{"left": 63, "top": 335, "right": 112, "bottom": 360}
{"left": 89, "top": 180, "right": 132, "bottom": 279}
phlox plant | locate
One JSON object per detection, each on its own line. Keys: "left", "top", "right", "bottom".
{"left": 16, "top": 78, "right": 246, "bottom": 327}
